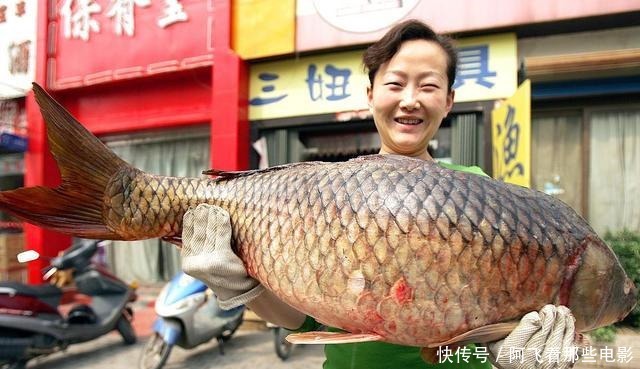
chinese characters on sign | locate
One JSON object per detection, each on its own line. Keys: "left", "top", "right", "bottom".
{"left": 157, "top": 0, "right": 188, "bottom": 28}
{"left": 497, "top": 105, "right": 524, "bottom": 178}
{"left": 454, "top": 45, "right": 497, "bottom": 89}
{"left": 250, "top": 73, "right": 288, "bottom": 106}
{"left": 106, "top": 0, "right": 151, "bottom": 37}
{"left": 51, "top": 1, "right": 212, "bottom": 89}
{"left": 8, "top": 41, "right": 30, "bottom": 74}
{"left": 437, "top": 345, "right": 634, "bottom": 365}
{"left": 305, "top": 64, "right": 352, "bottom": 101}
{"left": 491, "top": 80, "right": 531, "bottom": 187}
{"left": 249, "top": 34, "right": 517, "bottom": 120}
{"left": 0, "top": 0, "right": 36, "bottom": 98}
{"left": 248, "top": 50, "right": 369, "bottom": 120}
{"left": 60, "top": 0, "right": 188, "bottom": 40}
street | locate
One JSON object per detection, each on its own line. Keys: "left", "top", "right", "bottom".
{"left": 26, "top": 328, "right": 325, "bottom": 369}
{"left": 18, "top": 285, "right": 640, "bottom": 369}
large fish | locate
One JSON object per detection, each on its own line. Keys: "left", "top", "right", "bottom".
{"left": 0, "top": 84, "right": 636, "bottom": 349}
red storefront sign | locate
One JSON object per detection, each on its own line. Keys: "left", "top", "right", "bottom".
{"left": 48, "top": 0, "right": 215, "bottom": 89}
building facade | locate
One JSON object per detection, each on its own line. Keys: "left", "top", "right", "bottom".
{"left": 2, "top": 0, "right": 639, "bottom": 283}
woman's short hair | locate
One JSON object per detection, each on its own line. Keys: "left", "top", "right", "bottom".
{"left": 363, "top": 20, "right": 458, "bottom": 91}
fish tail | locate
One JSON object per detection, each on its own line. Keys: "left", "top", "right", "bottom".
{"left": 0, "top": 83, "right": 128, "bottom": 239}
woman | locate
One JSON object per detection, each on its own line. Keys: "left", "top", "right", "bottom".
{"left": 181, "top": 20, "right": 579, "bottom": 369}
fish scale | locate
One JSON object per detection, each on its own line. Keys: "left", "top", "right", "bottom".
{"left": 0, "top": 83, "right": 636, "bottom": 349}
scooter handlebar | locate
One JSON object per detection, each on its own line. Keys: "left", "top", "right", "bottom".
{"left": 51, "top": 240, "right": 99, "bottom": 272}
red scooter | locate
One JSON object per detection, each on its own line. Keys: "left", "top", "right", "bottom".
{"left": 0, "top": 240, "right": 137, "bottom": 369}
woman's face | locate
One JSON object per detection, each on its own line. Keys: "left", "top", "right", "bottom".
{"left": 368, "top": 39, "right": 454, "bottom": 160}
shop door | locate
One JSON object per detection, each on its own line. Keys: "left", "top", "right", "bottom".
{"left": 587, "top": 107, "right": 640, "bottom": 234}
{"left": 102, "top": 127, "right": 209, "bottom": 283}
{"left": 531, "top": 106, "right": 640, "bottom": 235}
{"left": 256, "top": 113, "right": 483, "bottom": 167}
{"left": 531, "top": 111, "right": 584, "bottom": 216}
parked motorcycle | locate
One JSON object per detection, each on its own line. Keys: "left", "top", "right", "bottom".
{"left": 139, "top": 272, "right": 245, "bottom": 369}
{"left": 0, "top": 240, "right": 137, "bottom": 369}
{"left": 267, "top": 322, "right": 295, "bottom": 361}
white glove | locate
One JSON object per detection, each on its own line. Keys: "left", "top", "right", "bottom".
{"left": 181, "top": 203, "right": 265, "bottom": 309}
{"left": 488, "top": 305, "right": 584, "bottom": 369}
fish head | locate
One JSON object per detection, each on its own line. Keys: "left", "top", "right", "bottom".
{"left": 568, "top": 236, "right": 638, "bottom": 332}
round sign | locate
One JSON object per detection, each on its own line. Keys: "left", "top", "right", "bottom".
{"left": 312, "top": 0, "right": 420, "bottom": 33}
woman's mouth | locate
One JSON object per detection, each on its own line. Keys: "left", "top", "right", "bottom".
{"left": 394, "top": 117, "right": 423, "bottom": 125}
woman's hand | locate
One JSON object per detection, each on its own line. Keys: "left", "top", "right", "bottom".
{"left": 488, "top": 305, "right": 587, "bottom": 369}
{"left": 181, "top": 204, "right": 265, "bottom": 309}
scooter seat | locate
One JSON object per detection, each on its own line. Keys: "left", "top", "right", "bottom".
{"left": 0, "top": 281, "right": 62, "bottom": 298}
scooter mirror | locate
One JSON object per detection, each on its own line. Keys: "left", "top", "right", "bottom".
{"left": 17, "top": 250, "right": 40, "bottom": 263}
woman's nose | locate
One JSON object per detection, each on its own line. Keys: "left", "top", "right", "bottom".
{"left": 399, "top": 92, "right": 419, "bottom": 110}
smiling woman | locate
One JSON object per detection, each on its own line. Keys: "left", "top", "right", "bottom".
{"left": 363, "top": 22, "right": 457, "bottom": 160}
{"left": 366, "top": 39, "right": 454, "bottom": 159}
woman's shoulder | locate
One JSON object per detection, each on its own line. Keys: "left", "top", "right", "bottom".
{"left": 437, "top": 161, "right": 489, "bottom": 177}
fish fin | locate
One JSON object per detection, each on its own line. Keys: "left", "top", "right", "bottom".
{"left": 0, "top": 83, "right": 129, "bottom": 239}
{"left": 427, "top": 322, "right": 519, "bottom": 348}
{"left": 203, "top": 161, "right": 323, "bottom": 180}
{"left": 285, "top": 331, "right": 383, "bottom": 345}
{"left": 420, "top": 347, "right": 440, "bottom": 364}
{"left": 421, "top": 345, "right": 463, "bottom": 364}
{"left": 161, "top": 236, "right": 182, "bottom": 247}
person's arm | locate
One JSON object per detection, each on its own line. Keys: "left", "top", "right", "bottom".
{"left": 181, "top": 203, "right": 306, "bottom": 330}
{"left": 247, "top": 290, "right": 306, "bottom": 330}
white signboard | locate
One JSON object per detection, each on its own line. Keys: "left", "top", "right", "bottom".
{"left": 311, "top": 0, "right": 419, "bottom": 33}
{"left": 0, "top": 0, "right": 37, "bottom": 99}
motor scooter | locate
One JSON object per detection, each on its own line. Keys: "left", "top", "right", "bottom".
{"left": 139, "top": 272, "right": 244, "bottom": 369}
{"left": 267, "top": 322, "right": 295, "bottom": 360}
{"left": 0, "top": 240, "right": 137, "bottom": 369}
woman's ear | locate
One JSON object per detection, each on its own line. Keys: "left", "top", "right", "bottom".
{"left": 445, "top": 89, "right": 455, "bottom": 114}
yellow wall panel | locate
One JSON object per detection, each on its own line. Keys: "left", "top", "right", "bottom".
{"left": 233, "top": 0, "right": 295, "bottom": 60}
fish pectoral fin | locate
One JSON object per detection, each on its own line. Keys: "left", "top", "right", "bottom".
{"left": 420, "top": 345, "right": 460, "bottom": 364}
{"left": 285, "top": 331, "right": 383, "bottom": 345}
{"left": 427, "top": 322, "right": 520, "bottom": 348}
{"left": 420, "top": 347, "right": 440, "bottom": 364}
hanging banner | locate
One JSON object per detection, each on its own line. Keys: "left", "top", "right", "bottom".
{"left": 0, "top": 0, "right": 37, "bottom": 98}
{"left": 49, "top": 0, "right": 215, "bottom": 89}
{"left": 249, "top": 34, "right": 517, "bottom": 120}
{"left": 491, "top": 79, "right": 531, "bottom": 187}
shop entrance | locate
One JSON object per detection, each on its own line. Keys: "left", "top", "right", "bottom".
{"left": 254, "top": 112, "right": 483, "bottom": 168}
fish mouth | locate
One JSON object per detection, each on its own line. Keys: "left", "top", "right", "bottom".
{"left": 394, "top": 117, "right": 423, "bottom": 125}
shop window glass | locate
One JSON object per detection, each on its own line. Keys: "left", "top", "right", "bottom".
{"left": 531, "top": 114, "right": 583, "bottom": 215}
{"left": 589, "top": 109, "right": 640, "bottom": 235}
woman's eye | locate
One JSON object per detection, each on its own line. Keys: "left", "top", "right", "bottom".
{"left": 384, "top": 82, "right": 402, "bottom": 87}
{"left": 421, "top": 83, "right": 439, "bottom": 89}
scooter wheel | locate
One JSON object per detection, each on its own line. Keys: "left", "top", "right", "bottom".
{"left": 274, "top": 327, "right": 294, "bottom": 361}
{"left": 116, "top": 315, "right": 137, "bottom": 345}
{"left": 139, "top": 332, "right": 172, "bottom": 369}
{"left": 4, "top": 359, "right": 27, "bottom": 369}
